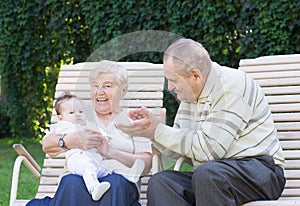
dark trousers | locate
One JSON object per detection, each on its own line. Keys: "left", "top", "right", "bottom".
{"left": 27, "top": 173, "right": 141, "bottom": 206}
{"left": 147, "top": 156, "right": 285, "bottom": 206}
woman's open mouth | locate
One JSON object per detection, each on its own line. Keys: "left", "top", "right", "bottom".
{"left": 96, "top": 97, "right": 108, "bottom": 103}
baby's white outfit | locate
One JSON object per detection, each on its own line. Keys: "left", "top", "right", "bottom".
{"left": 54, "top": 115, "right": 146, "bottom": 200}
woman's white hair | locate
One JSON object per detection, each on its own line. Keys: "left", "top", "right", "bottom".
{"left": 89, "top": 60, "right": 128, "bottom": 92}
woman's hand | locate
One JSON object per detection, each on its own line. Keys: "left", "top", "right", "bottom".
{"left": 95, "top": 132, "right": 111, "bottom": 157}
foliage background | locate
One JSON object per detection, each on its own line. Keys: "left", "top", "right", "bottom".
{"left": 0, "top": 0, "right": 299, "bottom": 139}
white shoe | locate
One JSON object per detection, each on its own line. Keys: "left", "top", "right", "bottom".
{"left": 124, "top": 159, "right": 145, "bottom": 183}
{"left": 91, "top": 182, "right": 111, "bottom": 201}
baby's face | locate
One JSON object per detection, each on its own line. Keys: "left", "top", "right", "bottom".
{"left": 59, "top": 98, "right": 87, "bottom": 125}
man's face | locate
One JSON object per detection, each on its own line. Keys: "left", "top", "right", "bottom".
{"left": 164, "top": 58, "right": 203, "bottom": 102}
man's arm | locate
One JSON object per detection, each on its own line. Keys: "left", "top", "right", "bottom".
{"left": 118, "top": 92, "right": 251, "bottom": 163}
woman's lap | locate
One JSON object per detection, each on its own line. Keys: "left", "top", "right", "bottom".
{"left": 26, "top": 173, "right": 140, "bottom": 206}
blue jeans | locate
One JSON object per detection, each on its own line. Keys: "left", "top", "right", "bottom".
{"left": 27, "top": 173, "right": 141, "bottom": 206}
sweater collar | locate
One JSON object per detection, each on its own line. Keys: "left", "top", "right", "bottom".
{"left": 198, "top": 62, "right": 221, "bottom": 101}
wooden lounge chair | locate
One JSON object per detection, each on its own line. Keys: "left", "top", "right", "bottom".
{"left": 10, "top": 61, "right": 165, "bottom": 206}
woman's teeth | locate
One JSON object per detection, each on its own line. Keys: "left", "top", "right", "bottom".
{"left": 96, "top": 97, "right": 107, "bottom": 102}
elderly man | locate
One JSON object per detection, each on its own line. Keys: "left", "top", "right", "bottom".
{"left": 117, "top": 38, "right": 285, "bottom": 206}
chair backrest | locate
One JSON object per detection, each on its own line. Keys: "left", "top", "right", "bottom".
{"left": 239, "top": 54, "right": 300, "bottom": 198}
{"left": 37, "top": 62, "right": 164, "bottom": 203}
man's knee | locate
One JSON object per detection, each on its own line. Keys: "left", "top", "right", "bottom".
{"left": 148, "top": 170, "right": 170, "bottom": 187}
{"left": 193, "top": 161, "right": 229, "bottom": 189}
{"left": 147, "top": 170, "right": 175, "bottom": 196}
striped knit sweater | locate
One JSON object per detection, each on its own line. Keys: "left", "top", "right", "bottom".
{"left": 154, "top": 62, "right": 285, "bottom": 168}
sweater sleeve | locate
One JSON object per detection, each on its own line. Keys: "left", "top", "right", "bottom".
{"left": 154, "top": 92, "right": 252, "bottom": 163}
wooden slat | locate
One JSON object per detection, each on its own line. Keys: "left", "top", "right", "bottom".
{"left": 275, "top": 122, "right": 300, "bottom": 131}
{"left": 285, "top": 180, "right": 300, "bottom": 188}
{"left": 39, "top": 176, "right": 60, "bottom": 185}
{"left": 13, "top": 200, "right": 30, "bottom": 206}
{"left": 43, "top": 159, "right": 65, "bottom": 168}
{"left": 240, "top": 63, "right": 300, "bottom": 73}
{"left": 60, "top": 62, "right": 163, "bottom": 71}
{"left": 57, "top": 76, "right": 165, "bottom": 84}
{"left": 285, "top": 170, "right": 300, "bottom": 180}
{"left": 261, "top": 86, "right": 300, "bottom": 95}
{"left": 55, "top": 83, "right": 164, "bottom": 92}
{"left": 35, "top": 193, "right": 55, "bottom": 199}
{"left": 285, "top": 160, "right": 300, "bottom": 169}
{"left": 38, "top": 185, "right": 58, "bottom": 193}
{"left": 243, "top": 199, "right": 300, "bottom": 206}
{"left": 79, "top": 99, "right": 163, "bottom": 108}
{"left": 282, "top": 189, "right": 300, "bottom": 197}
{"left": 267, "top": 95, "right": 300, "bottom": 104}
{"left": 284, "top": 151, "right": 300, "bottom": 159}
{"left": 239, "top": 54, "right": 300, "bottom": 66}
{"left": 245, "top": 70, "right": 300, "bottom": 79}
{"left": 51, "top": 107, "right": 163, "bottom": 124}
{"left": 41, "top": 168, "right": 65, "bottom": 177}
{"left": 278, "top": 132, "right": 300, "bottom": 141}
{"left": 58, "top": 70, "right": 164, "bottom": 78}
{"left": 120, "top": 100, "right": 163, "bottom": 108}
{"left": 256, "top": 78, "right": 300, "bottom": 87}
{"left": 55, "top": 91, "right": 164, "bottom": 100}
{"left": 280, "top": 141, "right": 300, "bottom": 150}
{"left": 270, "top": 104, "right": 300, "bottom": 113}
{"left": 272, "top": 113, "right": 300, "bottom": 122}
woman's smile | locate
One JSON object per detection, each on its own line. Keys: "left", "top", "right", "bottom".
{"left": 96, "top": 97, "right": 109, "bottom": 103}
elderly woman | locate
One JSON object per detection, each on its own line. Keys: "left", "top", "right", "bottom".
{"left": 27, "top": 61, "right": 152, "bottom": 206}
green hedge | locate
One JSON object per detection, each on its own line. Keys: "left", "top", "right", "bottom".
{"left": 0, "top": 0, "right": 299, "bottom": 139}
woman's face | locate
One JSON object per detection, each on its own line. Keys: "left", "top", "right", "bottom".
{"left": 90, "top": 73, "right": 124, "bottom": 115}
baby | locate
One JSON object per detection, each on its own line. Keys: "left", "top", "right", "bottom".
{"left": 53, "top": 92, "right": 145, "bottom": 201}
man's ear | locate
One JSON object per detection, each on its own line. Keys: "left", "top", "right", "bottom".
{"left": 57, "top": 115, "right": 63, "bottom": 120}
{"left": 191, "top": 69, "right": 202, "bottom": 81}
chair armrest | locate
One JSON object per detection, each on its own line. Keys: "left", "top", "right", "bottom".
{"left": 174, "top": 157, "right": 186, "bottom": 171}
{"left": 151, "top": 145, "right": 164, "bottom": 174}
{"left": 174, "top": 157, "right": 193, "bottom": 171}
{"left": 152, "top": 153, "right": 163, "bottom": 174}
{"left": 10, "top": 154, "right": 41, "bottom": 206}
{"left": 13, "top": 144, "right": 41, "bottom": 172}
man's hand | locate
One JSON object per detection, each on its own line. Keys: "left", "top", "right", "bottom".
{"left": 116, "top": 107, "right": 166, "bottom": 140}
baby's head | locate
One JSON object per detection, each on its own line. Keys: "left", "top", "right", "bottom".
{"left": 54, "top": 91, "right": 86, "bottom": 125}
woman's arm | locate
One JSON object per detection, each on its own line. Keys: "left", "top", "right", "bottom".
{"left": 42, "top": 129, "right": 105, "bottom": 157}
{"left": 42, "top": 133, "right": 66, "bottom": 157}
